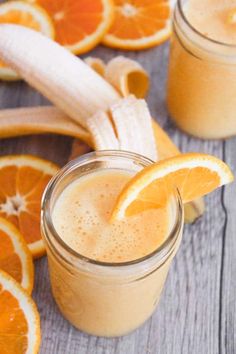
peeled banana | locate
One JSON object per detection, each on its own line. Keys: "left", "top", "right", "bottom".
{"left": 0, "top": 24, "right": 119, "bottom": 128}
{"left": 86, "top": 110, "right": 119, "bottom": 150}
{"left": 110, "top": 96, "right": 157, "bottom": 161}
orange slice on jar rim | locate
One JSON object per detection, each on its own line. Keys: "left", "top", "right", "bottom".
{"left": 0, "top": 155, "right": 59, "bottom": 259}
{"left": 111, "top": 153, "right": 234, "bottom": 220}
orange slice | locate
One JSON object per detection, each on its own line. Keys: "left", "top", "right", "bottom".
{"left": 0, "top": 218, "right": 34, "bottom": 294}
{"left": 0, "top": 270, "right": 40, "bottom": 354}
{"left": 0, "top": 0, "right": 55, "bottom": 81}
{"left": 111, "top": 153, "right": 234, "bottom": 220}
{"left": 103, "top": 0, "right": 171, "bottom": 50}
{"left": 31, "top": 0, "right": 114, "bottom": 54}
{"left": 0, "top": 155, "right": 59, "bottom": 259}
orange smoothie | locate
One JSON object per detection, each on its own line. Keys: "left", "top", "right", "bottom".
{"left": 52, "top": 170, "right": 169, "bottom": 263}
{"left": 167, "top": 0, "right": 236, "bottom": 139}
{"left": 42, "top": 151, "right": 183, "bottom": 337}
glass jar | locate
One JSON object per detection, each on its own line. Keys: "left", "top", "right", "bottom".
{"left": 41, "top": 151, "right": 183, "bottom": 337}
{"left": 167, "top": 0, "right": 236, "bottom": 139}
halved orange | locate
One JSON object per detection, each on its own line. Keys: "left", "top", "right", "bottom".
{"left": 111, "top": 153, "right": 234, "bottom": 220}
{"left": 0, "top": 270, "right": 40, "bottom": 354}
{"left": 30, "top": 0, "right": 114, "bottom": 54}
{"left": 103, "top": 0, "right": 171, "bottom": 50}
{"left": 0, "top": 0, "right": 55, "bottom": 81}
{"left": 0, "top": 155, "right": 59, "bottom": 258}
{"left": 0, "top": 217, "right": 34, "bottom": 293}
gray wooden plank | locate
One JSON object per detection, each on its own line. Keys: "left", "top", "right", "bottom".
{"left": 220, "top": 138, "right": 236, "bottom": 354}
{"left": 0, "top": 41, "right": 231, "bottom": 354}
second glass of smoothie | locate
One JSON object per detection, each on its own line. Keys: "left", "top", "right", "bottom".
{"left": 41, "top": 151, "right": 183, "bottom": 337}
{"left": 167, "top": 0, "right": 236, "bottom": 139}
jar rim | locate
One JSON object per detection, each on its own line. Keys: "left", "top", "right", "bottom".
{"left": 41, "top": 150, "right": 183, "bottom": 271}
{"left": 177, "top": 0, "right": 236, "bottom": 49}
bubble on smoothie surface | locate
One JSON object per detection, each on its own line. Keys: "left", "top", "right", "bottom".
{"left": 52, "top": 170, "right": 170, "bottom": 263}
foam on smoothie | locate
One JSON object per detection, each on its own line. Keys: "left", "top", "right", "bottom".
{"left": 52, "top": 170, "right": 169, "bottom": 263}
{"left": 185, "top": 0, "right": 236, "bottom": 44}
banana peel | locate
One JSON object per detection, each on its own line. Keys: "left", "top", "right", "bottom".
{"left": 105, "top": 56, "right": 149, "bottom": 98}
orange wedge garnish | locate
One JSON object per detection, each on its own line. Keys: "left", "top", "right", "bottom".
{"left": 111, "top": 153, "right": 234, "bottom": 220}
{"left": 31, "top": 0, "right": 114, "bottom": 54}
{"left": 0, "top": 270, "right": 40, "bottom": 354}
{"left": 0, "top": 218, "right": 34, "bottom": 293}
{"left": 0, "top": 0, "right": 55, "bottom": 81}
{"left": 0, "top": 155, "right": 59, "bottom": 259}
{"left": 103, "top": 0, "right": 171, "bottom": 50}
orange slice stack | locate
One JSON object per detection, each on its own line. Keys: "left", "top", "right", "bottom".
{"left": 0, "top": 155, "right": 58, "bottom": 353}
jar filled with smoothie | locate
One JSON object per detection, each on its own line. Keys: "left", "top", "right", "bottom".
{"left": 41, "top": 151, "right": 183, "bottom": 337}
{"left": 167, "top": 0, "right": 236, "bottom": 139}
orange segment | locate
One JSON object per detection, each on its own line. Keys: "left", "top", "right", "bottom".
{"left": 0, "top": 0, "right": 55, "bottom": 81}
{"left": 0, "top": 218, "right": 34, "bottom": 293}
{"left": 0, "top": 270, "right": 40, "bottom": 354}
{"left": 111, "top": 153, "right": 234, "bottom": 220}
{"left": 103, "top": 0, "right": 171, "bottom": 50}
{"left": 0, "top": 155, "right": 59, "bottom": 259}
{"left": 0, "top": 166, "right": 17, "bottom": 197}
{"left": 17, "top": 166, "right": 43, "bottom": 196}
{"left": 19, "top": 211, "right": 41, "bottom": 244}
{"left": 32, "top": 0, "right": 114, "bottom": 54}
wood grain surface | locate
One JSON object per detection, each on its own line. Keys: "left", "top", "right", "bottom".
{"left": 0, "top": 42, "right": 235, "bottom": 354}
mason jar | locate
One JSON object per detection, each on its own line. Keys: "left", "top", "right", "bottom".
{"left": 41, "top": 151, "right": 184, "bottom": 337}
{"left": 167, "top": 0, "right": 236, "bottom": 139}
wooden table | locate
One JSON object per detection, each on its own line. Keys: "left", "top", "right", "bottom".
{"left": 1, "top": 42, "right": 235, "bottom": 354}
